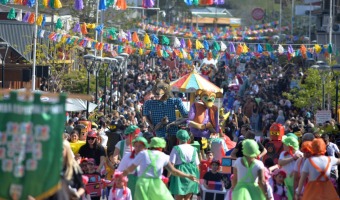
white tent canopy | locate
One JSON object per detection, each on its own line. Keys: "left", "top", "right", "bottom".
{"left": 13, "top": 89, "right": 97, "bottom": 112}
{"left": 66, "top": 98, "right": 97, "bottom": 112}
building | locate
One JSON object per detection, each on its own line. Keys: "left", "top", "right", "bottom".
{"left": 183, "top": 7, "right": 241, "bottom": 28}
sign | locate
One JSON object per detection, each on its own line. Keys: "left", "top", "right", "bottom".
{"left": 315, "top": 110, "right": 332, "bottom": 124}
{"left": 251, "top": 8, "right": 265, "bottom": 21}
{"left": 303, "top": 0, "right": 322, "bottom": 3}
{"left": 0, "top": 92, "right": 66, "bottom": 200}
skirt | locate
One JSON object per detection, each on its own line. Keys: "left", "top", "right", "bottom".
{"left": 134, "top": 177, "right": 174, "bottom": 200}
{"left": 232, "top": 182, "right": 265, "bottom": 200}
{"left": 127, "top": 174, "right": 138, "bottom": 199}
{"left": 302, "top": 180, "right": 339, "bottom": 200}
{"left": 284, "top": 175, "right": 294, "bottom": 200}
{"left": 169, "top": 163, "right": 199, "bottom": 195}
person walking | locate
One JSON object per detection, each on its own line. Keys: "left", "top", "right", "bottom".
{"left": 117, "top": 136, "right": 148, "bottom": 198}
{"left": 169, "top": 130, "right": 199, "bottom": 200}
{"left": 296, "top": 138, "right": 340, "bottom": 200}
{"left": 122, "top": 137, "right": 197, "bottom": 200}
{"left": 232, "top": 139, "right": 269, "bottom": 200}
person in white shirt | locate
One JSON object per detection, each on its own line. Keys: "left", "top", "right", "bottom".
{"left": 117, "top": 136, "right": 148, "bottom": 199}
{"left": 278, "top": 135, "right": 303, "bottom": 200}
{"left": 231, "top": 139, "right": 269, "bottom": 200}
{"left": 112, "top": 125, "right": 140, "bottom": 166}
{"left": 169, "top": 130, "right": 199, "bottom": 200}
{"left": 296, "top": 138, "right": 340, "bottom": 200}
{"left": 122, "top": 137, "right": 197, "bottom": 200}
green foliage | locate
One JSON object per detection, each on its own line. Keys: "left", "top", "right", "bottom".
{"left": 283, "top": 68, "right": 336, "bottom": 112}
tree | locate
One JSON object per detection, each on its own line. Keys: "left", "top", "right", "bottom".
{"left": 283, "top": 68, "right": 335, "bottom": 112}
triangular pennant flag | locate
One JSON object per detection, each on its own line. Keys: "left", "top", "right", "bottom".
{"left": 278, "top": 44, "right": 284, "bottom": 54}
{"left": 7, "top": 8, "right": 16, "bottom": 19}
{"left": 328, "top": 43, "right": 333, "bottom": 54}
{"left": 173, "top": 37, "right": 180, "bottom": 48}
{"left": 257, "top": 44, "right": 263, "bottom": 53}
{"left": 15, "top": 9, "right": 22, "bottom": 21}
{"left": 195, "top": 40, "right": 204, "bottom": 50}
{"left": 74, "top": 0, "right": 84, "bottom": 10}
{"left": 220, "top": 41, "right": 227, "bottom": 51}
{"left": 144, "top": 33, "right": 151, "bottom": 46}
{"left": 36, "top": 14, "right": 43, "bottom": 26}
{"left": 55, "top": 18, "right": 63, "bottom": 29}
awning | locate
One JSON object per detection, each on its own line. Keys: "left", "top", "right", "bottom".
{"left": 0, "top": 21, "right": 34, "bottom": 61}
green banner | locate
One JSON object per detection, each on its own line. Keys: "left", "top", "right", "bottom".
{"left": 0, "top": 92, "right": 66, "bottom": 200}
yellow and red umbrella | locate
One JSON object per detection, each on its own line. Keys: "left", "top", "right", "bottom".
{"left": 171, "top": 70, "right": 223, "bottom": 97}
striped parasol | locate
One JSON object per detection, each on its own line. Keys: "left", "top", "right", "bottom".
{"left": 171, "top": 70, "right": 223, "bottom": 97}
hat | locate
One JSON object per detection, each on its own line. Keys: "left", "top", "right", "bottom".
{"left": 87, "top": 158, "right": 95, "bottom": 164}
{"left": 176, "top": 130, "right": 190, "bottom": 142}
{"left": 282, "top": 135, "right": 299, "bottom": 150}
{"left": 312, "top": 138, "right": 326, "bottom": 155}
{"left": 149, "top": 137, "right": 167, "bottom": 148}
{"left": 242, "top": 139, "right": 260, "bottom": 158}
{"left": 272, "top": 169, "right": 287, "bottom": 178}
{"left": 133, "top": 136, "right": 149, "bottom": 148}
{"left": 301, "top": 141, "right": 313, "bottom": 154}
{"left": 87, "top": 131, "right": 97, "bottom": 138}
{"left": 285, "top": 133, "right": 299, "bottom": 140}
{"left": 124, "top": 125, "right": 141, "bottom": 135}
{"left": 80, "top": 158, "right": 88, "bottom": 164}
{"left": 113, "top": 171, "right": 128, "bottom": 182}
{"left": 210, "top": 160, "right": 221, "bottom": 166}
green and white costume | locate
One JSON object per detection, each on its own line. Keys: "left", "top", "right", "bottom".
{"left": 169, "top": 145, "right": 199, "bottom": 195}
{"left": 117, "top": 141, "right": 138, "bottom": 198}
{"left": 232, "top": 157, "right": 266, "bottom": 200}
{"left": 133, "top": 150, "right": 174, "bottom": 200}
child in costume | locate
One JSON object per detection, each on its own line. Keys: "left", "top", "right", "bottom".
{"left": 231, "top": 139, "right": 269, "bottom": 200}
{"left": 270, "top": 169, "right": 287, "bottom": 200}
{"left": 117, "top": 136, "right": 148, "bottom": 199}
{"left": 278, "top": 134, "right": 302, "bottom": 200}
{"left": 112, "top": 125, "right": 140, "bottom": 165}
{"left": 108, "top": 171, "right": 132, "bottom": 200}
{"left": 296, "top": 138, "right": 340, "bottom": 200}
{"left": 121, "top": 137, "right": 197, "bottom": 200}
{"left": 169, "top": 130, "right": 199, "bottom": 200}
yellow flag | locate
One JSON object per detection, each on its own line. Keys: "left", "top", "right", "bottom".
{"left": 54, "top": 0, "right": 63, "bottom": 9}
{"left": 36, "top": 15, "right": 43, "bottom": 26}
{"left": 144, "top": 33, "right": 151, "bottom": 45}
{"left": 242, "top": 43, "right": 248, "bottom": 53}
{"left": 314, "top": 44, "right": 322, "bottom": 54}
{"left": 196, "top": 40, "right": 204, "bottom": 50}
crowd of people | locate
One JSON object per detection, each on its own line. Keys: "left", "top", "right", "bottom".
{"left": 53, "top": 56, "right": 340, "bottom": 200}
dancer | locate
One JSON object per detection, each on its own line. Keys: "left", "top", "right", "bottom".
{"left": 122, "top": 137, "right": 197, "bottom": 200}
{"left": 232, "top": 139, "right": 269, "bottom": 200}
{"left": 169, "top": 130, "right": 199, "bottom": 200}
{"left": 296, "top": 138, "right": 340, "bottom": 200}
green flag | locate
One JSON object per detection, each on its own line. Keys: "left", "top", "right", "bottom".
{"left": 0, "top": 92, "right": 66, "bottom": 200}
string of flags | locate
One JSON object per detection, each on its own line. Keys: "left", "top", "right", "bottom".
{"left": 137, "top": 22, "right": 291, "bottom": 41}
{"left": 1, "top": 0, "right": 335, "bottom": 61}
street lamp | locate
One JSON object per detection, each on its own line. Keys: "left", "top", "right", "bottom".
{"left": 102, "top": 57, "right": 117, "bottom": 115}
{"left": 84, "top": 54, "right": 100, "bottom": 118}
{"left": 311, "top": 63, "right": 330, "bottom": 110}
{"left": 0, "top": 42, "right": 9, "bottom": 88}
{"left": 332, "top": 65, "right": 340, "bottom": 122}
{"left": 115, "top": 56, "right": 125, "bottom": 100}
{"left": 94, "top": 57, "right": 103, "bottom": 105}
{"left": 119, "top": 53, "right": 129, "bottom": 104}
